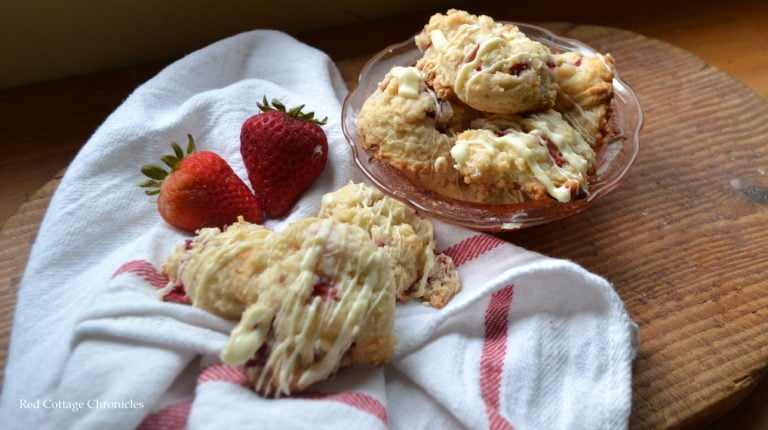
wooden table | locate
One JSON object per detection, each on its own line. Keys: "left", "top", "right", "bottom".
{"left": 2, "top": 1, "right": 767, "bottom": 428}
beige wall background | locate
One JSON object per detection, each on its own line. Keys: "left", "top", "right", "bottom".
{"left": 1, "top": 0, "right": 466, "bottom": 91}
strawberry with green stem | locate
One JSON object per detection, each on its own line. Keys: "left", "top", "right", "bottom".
{"left": 240, "top": 97, "right": 329, "bottom": 218}
{"left": 141, "top": 134, "right": 263, "bottom": 232}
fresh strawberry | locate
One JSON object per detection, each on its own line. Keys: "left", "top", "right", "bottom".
{"left": 140, "top": 134, "right": 263, "bottom": 232}
{"left": 240, "top": 97, "right": 328, "bottom": 218}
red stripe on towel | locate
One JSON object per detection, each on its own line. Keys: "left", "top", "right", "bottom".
{"left": 137, "top": 399, "right": 192, "bottom": 430}
{"left": 112, "top": 260, "right": 168, "bottom": 288}
{"left": 480, "top": 285, "right": 516, "bottom": 430}
{"left": 197, "top": 364, "right": 248, "bottom": 386}
{"left": 442, "top": 235, "right": 505, "bottom": 267}
{"left": 113, "top": 259, "right": 190, "bottom": 304}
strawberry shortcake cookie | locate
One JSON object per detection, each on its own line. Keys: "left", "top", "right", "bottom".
{"left": 162, "top": 217, "right": 397, "bottom": 396}
{"left": 553, "top": 51, "right": 616, "bottom": 146}
{"left": 356, "top": 65, "right": 456, "bottom": 174}
{"left": 319, "top": 182, "right": 460, "bottom": 308}
{"left": 220, "top": 217, "right": 397, "bottom": 397}
{"left": 160, "top": 183, "right": 461, "bottom": 396}
{"left": 162, "top": 220, "right": 274, "bottom": 320}
{"left": 451, "top": 110, "right": 596, "bottom": 202}
{"left": 414, "top": 9, "right": 557, "bottom": 115}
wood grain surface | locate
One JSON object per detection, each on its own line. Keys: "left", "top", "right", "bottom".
{"left": 0, "top": 178, "right": 60, "bottom": 390}
{"left": 2, "top": 14, "right": 767, "bottom": 430}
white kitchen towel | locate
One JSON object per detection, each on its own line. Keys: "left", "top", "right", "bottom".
{"left": 1, "top": 30, "right": 638, "bottom": 430}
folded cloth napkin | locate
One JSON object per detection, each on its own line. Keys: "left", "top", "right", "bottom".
{"left": 0, "top": 30, "right": 638, "bottom": 430}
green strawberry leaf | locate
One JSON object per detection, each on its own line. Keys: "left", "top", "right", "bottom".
{"left": 257, "top": 96, "right": 327, "bottom": 126}
{"left": 142, "top": 164, "right": 169, "bottom": 180}
{"left": 185, "top": 134, "right": 196, "bottom": 155}
{"left": 171, "top": 141, "right": 185, "bottom": 160}
{"left": 160, "top": 155, "right": 180, "bottom": 170}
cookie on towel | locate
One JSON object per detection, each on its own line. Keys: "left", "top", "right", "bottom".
{"left": 220, "top": 218, "right": 397, "bottom": 396}
{"left": 319, "top": 182, "right": 460, "bottom": 308}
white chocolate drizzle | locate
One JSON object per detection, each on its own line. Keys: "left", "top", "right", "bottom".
{"left": 219, "top": 218, "right": 392, "bottom": 396}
